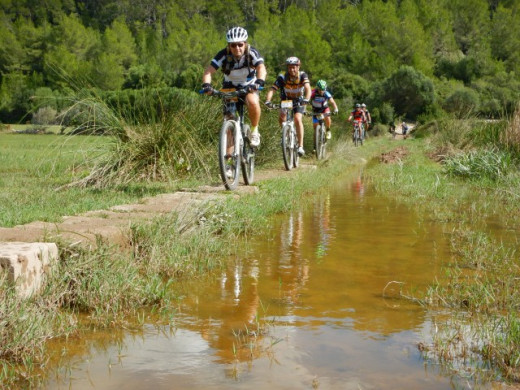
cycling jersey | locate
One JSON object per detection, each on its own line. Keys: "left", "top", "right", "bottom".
{"left": 350, "top": 109, "right": 365, "bottom": 122}
{"left": 363, "top": 109, "right": 371, "bottom": 123}
{"left": 210, "top": 46, "right": 264, "bottom": 87}
{"left": 271, "top": 71, "right": 310, "bottom": 100}
{"left": 311, "top": 89, "right": 333, "bottom": 112}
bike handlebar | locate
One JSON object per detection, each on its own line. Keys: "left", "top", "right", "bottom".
{"left": 303, "top": 111, "right": 334, "bottom": 117}
{"left": 265, "top": 100, "right": 308, "bottom": 110}
{"left": 199, "top": 86, "right": 263, "bottom": 97}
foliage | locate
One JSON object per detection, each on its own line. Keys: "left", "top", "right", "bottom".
{"left": 372, "top": 66, "right": 435, "bottom": 119}
{"left": 1, "top": 0, "right": 520, "bottom": 123}
{"left": 31, "top": 106, "right": 57, "bottom": 125}
{"left": 443, "top": 87, "right": 480, "bottom": 118}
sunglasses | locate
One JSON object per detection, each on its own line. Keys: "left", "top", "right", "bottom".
{"left": 230, "top": 43, "right": 245, "bottom": 48}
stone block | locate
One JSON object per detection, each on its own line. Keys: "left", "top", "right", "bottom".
{"left": 0, "top": 242, "right": 58, "bottom": 298}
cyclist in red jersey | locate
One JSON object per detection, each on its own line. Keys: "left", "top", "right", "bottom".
{"left": 348, "top": 104, "right": 367, "bottom": 139}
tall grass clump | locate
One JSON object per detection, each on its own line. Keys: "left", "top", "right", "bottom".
{"left": 443, "top": 148, "right": 514, "bottom": 181}
{"left": 0, "top": 275, "right": 74, "bottom": 388}
{"left": 500, "top": 102, "right": 520, "bottom": 157}
{"left": 60, "top": 88, "right": 223, "bottom": 188}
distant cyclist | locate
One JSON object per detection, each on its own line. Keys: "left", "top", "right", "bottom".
{"left": 201, "top": 26, "right": 266, "bottom": 147}
{"left": 361, "top": 103, "right": 371, "bottom": 133}
{"left": 265, "top": 56, "right": 312, "bottom": 156}
{"left": 348, "top": 103, "right": 367, "bottom": 137}
{"left": 310, "top": 80, "right": 338, "bottom": 140}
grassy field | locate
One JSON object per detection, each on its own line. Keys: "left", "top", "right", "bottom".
{"left": 0, "top": 133, "right": 191, "bottom": 227}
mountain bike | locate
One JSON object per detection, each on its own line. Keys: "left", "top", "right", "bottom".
{"left": 269, "top": 100, "right": 306, "bottom": 171}
{"left": 305, "top": 111, "right": 332, "bottom": 160}
{"left": 204, "top": 88, "right": 256, "bottom": 190}
{"left": 352, "top": 120, "right": 365, "bottom": 147}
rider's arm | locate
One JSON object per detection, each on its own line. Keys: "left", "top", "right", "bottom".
{"left": 255, "top": 63, "right": 267, "bottom": 85}
{"left": 329, "top": 97, "right": 339, "bottom": 112}
{"left": 303, "top": 81, "right": 312, "bottom": 101}
{"left": 265, "top": 88, "right": 275, "bottom": 103}
{"left": 202, "top": 65, "right": 217, "bottom": 85}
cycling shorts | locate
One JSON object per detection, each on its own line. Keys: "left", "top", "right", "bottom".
{"left": 312, "top": 107, "right": 330, "bottom": 124}
{"left": 281, "top": 103, "right": 306, "bottom": 115}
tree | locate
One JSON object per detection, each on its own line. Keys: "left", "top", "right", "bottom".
{"left": 102, "top": 16, "right": 137, "bottom": 69}
{"left": 376, "top": 65, "right": 436, "bottom": 119}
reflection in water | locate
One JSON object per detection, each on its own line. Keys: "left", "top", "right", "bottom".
{"left": 46, "top": 169, "right": 495, "bottom": 390}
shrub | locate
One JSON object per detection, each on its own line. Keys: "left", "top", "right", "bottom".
{"left": 373, "top": 66, "right": 435, "bottom": 119}
{"left": 31, "top": 106, "right": 57, "bottom": 125}
{"left": 443, "top": 88, "right": 480, "bottom": 118}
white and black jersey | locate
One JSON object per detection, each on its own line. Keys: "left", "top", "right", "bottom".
{"left": 210, "top": 46, "right": 264, "bottom": 87}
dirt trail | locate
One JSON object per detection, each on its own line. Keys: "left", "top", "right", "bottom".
{"left": 0, "top": 165, "right": 316, "bottom": 247}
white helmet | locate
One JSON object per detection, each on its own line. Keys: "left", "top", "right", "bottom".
{"left": 286, "top": 56, "right": 301, "bottom": 66}
{"left": 361, "top": 103, "right": 366, "bottom": 108}
{"left": 226, "top": 27, "right": 248, "bottom": 43}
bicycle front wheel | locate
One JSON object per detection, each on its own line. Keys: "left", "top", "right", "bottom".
{"left": 282, "top": 124, "right": 294, "bottom": 171}
{"left": 219, "top": 121, "right": 240, "bottom": 190}
{"left": 315, "top": 124, "right": 326, "bottom": 160}
{"left": 293, "top": 127, "right": 299, "bottom": 168}
{"left": 241, "top": 125, "right": 255, "bottom": 185}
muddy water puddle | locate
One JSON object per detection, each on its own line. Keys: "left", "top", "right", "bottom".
{"left": 46, "top": 170, "right": 498, "bottom": 389}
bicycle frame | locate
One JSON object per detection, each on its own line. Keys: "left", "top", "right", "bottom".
{"left": 269, "top": 100, "right": 305, "bottom": 171}
{"left": 205, "top": 88, "right": 255, "bottom": 190}
{"left": 306, "top": 111, "right": 331, "bottom": 159}
{"left": 352, "top": 120, "right": 364, "bottom": 146}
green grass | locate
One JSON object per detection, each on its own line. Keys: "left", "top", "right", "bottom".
{"left": 0, "top": 133, "right": 183, "bottom": 227}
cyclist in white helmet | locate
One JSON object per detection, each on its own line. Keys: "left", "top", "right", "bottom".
{"left": 361, "top": 103, "right": 372, "bottom": 134}
{"left": 265, "top": 56, "right": 312, "bottom": 156}
{"left": 202, "top": 26, "right": 266, "bottom": 147}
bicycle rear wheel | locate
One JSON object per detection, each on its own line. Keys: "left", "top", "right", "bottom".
{"left": 315, "top": 124, "right": 326, "bottom": 160}
{"left": 241, "top": 125, "right": 255, "bottom": 185}
{"left": 219, "top": 121, "right": 240, "bottom": 190}
{"left": 282, "top": 124, "right": 294, "bottom": 171}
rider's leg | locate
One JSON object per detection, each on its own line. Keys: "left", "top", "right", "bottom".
{"left": 294, "top": 112, "right": 304, "bottom": 147}
{"left": 313, "top": 122, "right": 318, "bottom": 149}
{"left": 245, "top": 93, "right": 260, "bottom": 128}
{"left": 246, "top": 93, "right": 261, "bottom": 146}
{"left": 325, "top": 116, "right": 332, "bottom": 130}
{"left": 279, "top": 111, "right": 286, "bottom": 127}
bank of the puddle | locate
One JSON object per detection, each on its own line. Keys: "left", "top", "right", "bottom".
{"left": 42, "top": 168, "right": 504, "bottom": 390}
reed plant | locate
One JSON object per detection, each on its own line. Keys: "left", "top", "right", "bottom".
{"left": 500, "top": 102, "right": 520, "bottom": 157}
{"left": 443, "top": 148, "right": 514, "bottom": 181}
